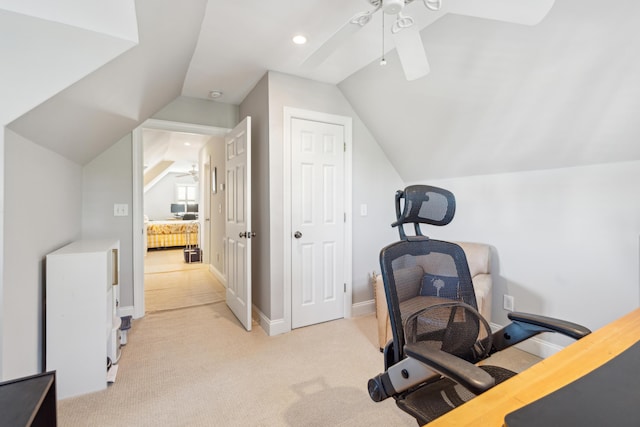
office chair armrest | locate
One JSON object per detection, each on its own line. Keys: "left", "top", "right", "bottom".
{"left": 405, "top": 342, "right": 495, "bottom": 394}
{"left": 508, "top": 312, "right": 591, "bottom": 340}
{"left": 490, "top": 312, "right": 591, "bottom": 352}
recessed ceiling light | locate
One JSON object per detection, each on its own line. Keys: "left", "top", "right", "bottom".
{"left": 208, "top": 90, "right": 223, "bottom": 99}
{"left": 292, "top": 35, "right": 307, "bottom": 45}
{"left": 184, "top": 142, "right": 191, "bottom": 146}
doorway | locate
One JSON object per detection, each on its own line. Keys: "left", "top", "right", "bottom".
{"left": 132, "top": 119, "right": 230, "bottom": 318}
{"left": 283, "top": 108, "right": 353, "bottom": 331}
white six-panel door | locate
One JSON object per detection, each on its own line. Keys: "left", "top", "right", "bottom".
{"left": 225, "top": 117, "right": 252, "bottom": 331}
{"left": 291, "top": 118, "right": 345, "bottom": 329}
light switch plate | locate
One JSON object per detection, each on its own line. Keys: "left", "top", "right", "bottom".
{"left": 114, "top": 204, "right": 129, "bottom": 216}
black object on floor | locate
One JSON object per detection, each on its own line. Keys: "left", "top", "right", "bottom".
{"left": 184, "top": 247, "right": 202, "bottom": 263}
{"left": 120, "top": 315, "right": 132, "bottom": 331}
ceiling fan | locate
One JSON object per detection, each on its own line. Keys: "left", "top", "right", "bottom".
{"left": 177, "top": 164, "right": 199, "bottom": 182}
{"left": 303, "top": 0, "right": 556, "bottom": 81}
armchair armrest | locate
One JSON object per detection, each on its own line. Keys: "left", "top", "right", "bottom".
{"left": 508, "top": 311, "right": 591, "bottom": 340}
{"left": 405, "top": 342, "right": 495, "bottom": 394}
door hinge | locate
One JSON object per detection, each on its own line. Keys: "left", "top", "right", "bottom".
{"left": 344, "top": 283, "right": 347, "bottom": 293}
{"left": 344, "top": 212, "right": 346, "bottom": 222}
{"left": 344, "top": 142, "right": 346, "bottom": 152}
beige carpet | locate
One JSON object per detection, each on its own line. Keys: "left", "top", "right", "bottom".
{"left": 57, "top": 304, "right": 540, "bottom": 427}
{"left": 57, "top": 307, "right": 417, "bottom": 426}
{"left": 144, "top": 249, "right": 225, "bottom": 313}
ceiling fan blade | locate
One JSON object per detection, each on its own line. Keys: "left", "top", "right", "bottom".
{"left": 448, "top": 0, "right": 556, "bottom": 26}
{"left": 303, "top": 10, "right": 376, "bottom": 69}
{"left": 392, "top": 26, "right": 430, "bottom": 81}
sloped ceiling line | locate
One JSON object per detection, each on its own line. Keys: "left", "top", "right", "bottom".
{"left": 5, "top": 0, "right": 209, "bottom": 166}
{"left": 0, "top": 1, "right": 139, "bottom": 126}
{"left": 0, "top": 0, "right": 138, "bottom": 42}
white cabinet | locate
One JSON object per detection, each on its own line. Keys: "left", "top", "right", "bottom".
{"left": 46, "top": 239, "right": 120, "bottom": 399}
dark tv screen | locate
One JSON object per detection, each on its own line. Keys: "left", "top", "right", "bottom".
{"left": 187, "top": 203, "right": 198, "bottom": 212}
{"left": 170, "top": 203, "right": 185, "bottom": 213}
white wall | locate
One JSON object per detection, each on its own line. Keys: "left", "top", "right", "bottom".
{"left": 254, "top": 71, "right": 403, "bottom": 323}
{"left": 82, "top": 134, "right": 134, "bottom": 307}
{"left": 1, "top": 129, "right": 82, "bottom": 379}
{"left": 144, "top": 173, "right": 200, "bottom": 221}
{"left": 0, "top": 131, "right": 4, "bottom": 378}
{"left": 418, "top": 161, "right": 640, "bottom": 340}
{"left": 153, "top": 96, "right": 239, "bottom": 129}
{"left": 239, "top": 74, "right": 271, "bottom": 316}
{"left": 0, "top": 6, "right": 137, "bottom": 126}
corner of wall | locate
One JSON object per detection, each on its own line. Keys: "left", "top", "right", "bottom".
{"left": 0, "top": 128, "right": 5, "bottom": 379}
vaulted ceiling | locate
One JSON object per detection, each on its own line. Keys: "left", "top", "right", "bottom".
{"left": 5, "top": 0, "right": 640, "bottom": 181}
{"left": 5, "top": 0, "right": 208, "bottom": 165}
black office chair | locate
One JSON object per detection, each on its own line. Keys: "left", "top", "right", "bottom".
{"left": 367, "top": 185, "right": 591, "bottom": 425}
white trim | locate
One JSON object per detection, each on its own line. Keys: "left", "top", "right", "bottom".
{"left": 283, "top": 107, "right": 353, "bottom": 332}
{"left": 117, "top": 305, "right": 135, "bottom": 319}
{"left": 132, "top": 128, "right": 144, "bottom": 319}
{"left": 209, "top": 265, "right": 227, "bottom": 287}
{"left": 253, "top": 305, "right": 288, "bottom": 336}
{"left": 490, "top": 322, "right": 565, "bottom": 359}
{"left": 256, "top": 299, "right": 374, "bottom": 336}
{"left": 132, "top": 119, "right": 230, "bottom": 320}
{"left": 140, "top": 119, "right": 230, "bottom": 137}
{"left": 514, "top": 335, "right": 564, "bottom": 358}
{"left": 352, "top": 299, "right": 376, "bottom": 317}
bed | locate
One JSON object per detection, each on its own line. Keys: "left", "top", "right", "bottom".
{"left": 146, "top": 220, "right": 199, "bottom": 250}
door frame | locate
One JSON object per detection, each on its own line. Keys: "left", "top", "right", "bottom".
{"left": 132, "top": 119, "right": 230, "bottom": 319}
{"left": 283, "top": 107, "right": 353, "bottom": 332}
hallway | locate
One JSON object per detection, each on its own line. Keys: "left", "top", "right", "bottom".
{"left": 144, "top": 249, "right": 225, "bottom": 312}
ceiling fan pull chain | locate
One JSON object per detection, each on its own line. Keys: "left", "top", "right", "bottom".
{"left": 422, "top": 0, "right": 442, "bottom": 12}
{"left": 380, "top": 12, "right": 387, "bottom": 65}
{"left": 391, "top": 12, "right": 414, "bottom": 34}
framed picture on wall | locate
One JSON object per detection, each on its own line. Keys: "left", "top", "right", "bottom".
{"left": 212, "top": 167, "right": 217, "bottom": 194}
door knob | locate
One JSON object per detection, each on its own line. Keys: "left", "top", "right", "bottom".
{"left": 239, "top": 231, "right": 246, "bottom": 238}
{"left": 294, "top": 231, "right": 302, "bottom": 239}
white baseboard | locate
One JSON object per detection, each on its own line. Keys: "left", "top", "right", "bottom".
{"left": 252, "top": 299, "right": 376, "bottom": 337}
{"left": 118, "top": 306, "right": 135, "bottom": 319}
{"left": 252, "top": 306, "right": 289, "bottom": 336}
{"left": 352, "top": 299, "right": 376, "bottom": 317}
{"left": 490, "top": 322, "right": 564, "bottom": 359}
{"left": 209, "top": 265, "right": 226, "bottom": 286}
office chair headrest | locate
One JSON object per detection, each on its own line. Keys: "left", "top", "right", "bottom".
{"left": 391, "top": 185, "right": 456, "bottom": 240}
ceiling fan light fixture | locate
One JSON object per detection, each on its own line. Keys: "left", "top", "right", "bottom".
{"left": 422, "top": 0, "right": 442, "bottom": 12}
{"left": 382, "top": 0, "right": 404, "bottom": 14}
